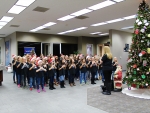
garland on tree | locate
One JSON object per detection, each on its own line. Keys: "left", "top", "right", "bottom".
{"left": 123, "top": 0, "right": 150, "bottom": 89}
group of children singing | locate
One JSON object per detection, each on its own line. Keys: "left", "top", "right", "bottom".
{"left": 12, "top": 54, "right": 110, "bottom": 93}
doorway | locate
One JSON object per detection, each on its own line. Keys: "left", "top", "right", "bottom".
{"left": 42, "top": 43, "right": 50, "bottom": 56}
{"left": 53, "top": 44, "right": 60, "bottom": 56}
{"left": 99, "top": 45, "right": 104, "bottom": 57}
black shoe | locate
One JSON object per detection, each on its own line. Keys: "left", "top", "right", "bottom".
{"left": 49, "top": 87, "right": 53, "bottom": 90}
{"left": 14, "top": 81, "right": 16, "bottom": 84}
{"left": 102, "top": 91, "right": 111, "bottom": 95}
{"left": 53, "top": 87, "right": 56, "bottom": 89}
{"left": 60, "top": 82, "right": 63, "bottom": 88}
{"left": 114, "top": 88, "right": 122, "bottom": 92}
{"left": 93, "top": 82, "right": 96, "bottom": 84}
{"left": 62, "top": 81, "right": 65, "bottom": 88}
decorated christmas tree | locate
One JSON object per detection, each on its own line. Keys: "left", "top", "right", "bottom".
{"left": 123, "top": 0, "right": 150, "bottom": 89}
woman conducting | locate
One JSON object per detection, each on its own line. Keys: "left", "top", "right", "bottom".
{"left": 100, "top": 46, "right": 113, "bottom": 95}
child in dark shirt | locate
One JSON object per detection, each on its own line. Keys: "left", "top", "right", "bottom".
{"left": 36, "top": 60, "right": 47, "bottom": 93}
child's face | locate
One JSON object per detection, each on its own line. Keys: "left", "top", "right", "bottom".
{"left": 39, "top": 61, "right": 43, "bottom": 66}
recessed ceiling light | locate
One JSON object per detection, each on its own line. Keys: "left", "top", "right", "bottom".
{"left": 91, "top": 22, "right": 107, "bottom": 26}
{"left": 0, "top": 26, "right": 3, "bottom": 29}
{"left": 0, "top": 16, "right": 14, "bottom": 22}
{"left": 70, "top": 9, "right": 93, "bottom": 16}
{"left": 8, "top": 5, "right": 26, "bottom": 14}
{"left": 0, "top": 22, "right": 7, "bottom": 26}
{"left": 16, "top": 0, "right": 35, "bottom": 7}
{"left": 107, "top": 18, "right": 124, "bottom": 23}
{"left": 123, "top": 15, "right": 136, "bottom": 20}
{"left": 99, "top": 33, "right": 109, "bottom": 36}
{"left": 43, "top": 22, "right": 56, "bottom": 27}
{"left": 88, "top": 0, "right": 115, "bottom": 10}
{"left": 90, "top": 32, "right": 101, "bottom": 35}
{"left": 113, "top": 0, "right": 124, "bottom": 2}
{"left": 57, "top": 15, "right": 75, "bottom": 21}
{"left": 122, "top": 26, "right": 134, "bottom": 29}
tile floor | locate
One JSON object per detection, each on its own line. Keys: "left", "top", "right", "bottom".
{"left": 0, "top": 71, "right": 107, "bottom": 113}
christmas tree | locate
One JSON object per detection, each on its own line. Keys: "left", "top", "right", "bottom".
{"left": 123, "top": 0, "right": 150, "bottom": 89}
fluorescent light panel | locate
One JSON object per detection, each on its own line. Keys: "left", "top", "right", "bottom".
{"left": 123, "top": 15, "right": 136, "bottom": 20}
{"left": 91, "top": 22, "right": 107, "bottom": 26}
{"left": 8, "top": 5, "right": 26, "bottom": 14}
{"left": 0, "top": 16, "right": 14, "bottom": 22}
{"left": 0, "top": 26, "right": 3, "bottom": 29}
{"left": 30, "top": 22, "right": 56, "bottom": 32}
{"left": 0, "top": 22, "right": 7, "bottom": 26}
{"left": 70, "top": 9, "right": 92, "bottom": 16}
{"left": 113, "top": 0, "right": 124, "bottom": 2}
{"left": 107, "top": 18, "right": 124, "bottom": 23}
{"left": 122, "top": 26, "right": 134, "bottom": 29}
{"left": 16, "top": 0, "right": 35, "bottom": 7}
{"left": 75, "top": 27, "right": 87, "bottom": 30}
{"left": 90, "top": 32, "right": 101, "bottom": 35}
{"left": 99, "top": 33, "right": 109, "bottom": 36}
{"left": 30, "top": 29, "right": 38, "bottom": 32}
{"left": 57, "top": 15, "right": 75, "bottom": 21}
{"left": 43, "top": 22, "right": 56, "bottom": 27}
{"left": 58, "top": 27, "right": 87, "bottom": 34}
{"left": 35, "top": 26, "right": 46, "bottom": 30}
{"left": 88, "top": 0, "right": 115, "bottom": 10}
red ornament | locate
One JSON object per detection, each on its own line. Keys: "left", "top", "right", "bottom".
{"left": 135, "top": 29, "right": 139, "bottom": 35}
{"left": 139, "top": 51, "right": 146, "bottom": 56}
{"left": 133, "top": 64, "right": 137, "bottom": 68}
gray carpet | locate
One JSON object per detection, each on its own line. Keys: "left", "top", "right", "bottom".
{"left": 87, "top": 86, "right": 150, "bottom": 113}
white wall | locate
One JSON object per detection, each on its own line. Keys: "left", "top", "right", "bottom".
{"left": 0, "top": 38, "right": 5, "bottom": 65}
{"left": 4, "top": 32, "right": 17, "bottom": 65}
{"left": 110, "top": 30, "right": 132, "bottom": 70}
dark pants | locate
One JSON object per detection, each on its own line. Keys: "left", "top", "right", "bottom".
{"left": 103, "top": 70, "right": 112, "bottom": 92}
{"left": 91, "top": 72, "right": 96, "bottom": 83}
{"left": 49, "top": 75, "right": 54, "bottom": 84}
{"left": 17, "top": 73, "right": 21, "bottom": 85}
{"left": 75, "top": 68, "right": 79, "bottom": 78}
{"left": 69, "top": 74, "right": 75, "bottom": 84}
{"left": 37, "top": 76, "right": 44, "bottom": 89}
{"left": 44, "top": 72, "right": 48, "bottom": 84}
{"left": 13, "top": 70, "right": 17, "bottom": 82}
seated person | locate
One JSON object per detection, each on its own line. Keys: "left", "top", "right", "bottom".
{"left": 113, "top": 65, "right": 122, "bottom": 92}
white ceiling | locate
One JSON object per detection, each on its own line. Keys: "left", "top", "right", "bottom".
{"left": 0, "top": 0, "right": 149, "bottom": 37}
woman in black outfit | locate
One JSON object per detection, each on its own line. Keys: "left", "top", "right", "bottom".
{"left": 100, "top": 46, "right": 113, "bottom": 95}
{"left": 69, "top": 59, "right": 76, "bottom": 86}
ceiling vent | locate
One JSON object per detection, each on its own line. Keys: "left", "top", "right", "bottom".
{"left": 75, "top": 16, "right": 89, "bottom": 19}
{"left": 10, "top": 25, "right": 19, "bottom": 27}
{"left": 43, "top": 28, "right": 50, "bottom": 30}
{"left": 33, "top": 6, "right": 49, "bottom": 12}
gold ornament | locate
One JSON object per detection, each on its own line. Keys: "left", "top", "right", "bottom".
{"left": 147, "top": 48, "right": 150, "bottom": 54}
